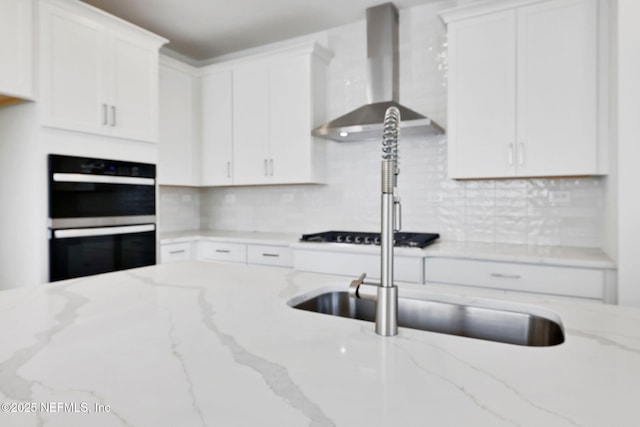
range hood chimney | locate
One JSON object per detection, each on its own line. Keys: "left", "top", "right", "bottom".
{"left": 312, "top": 2, "right": 444, "bottom": 142}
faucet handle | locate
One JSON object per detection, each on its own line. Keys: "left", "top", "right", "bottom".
{"left": 350, "top": 272, "right": 366, "bottom": 287}
{"left": 348, "top": 273, "right": 367, "bottom": 298}
{"left": 348, "top": 273, "right": 378, "bottom": 301}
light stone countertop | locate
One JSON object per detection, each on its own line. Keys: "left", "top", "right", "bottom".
{"left": 160, "top": 229, "right": 616, "bottom": 268}
{"left": 0, "top": 261, "right": 637, "bottom": 426}
{"left": 160, "top": 229, "right": 301, "bottom": 246}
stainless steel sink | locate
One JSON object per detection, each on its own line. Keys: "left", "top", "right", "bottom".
{"left": 291, "top": 291, "right": 564, "bottom": 347}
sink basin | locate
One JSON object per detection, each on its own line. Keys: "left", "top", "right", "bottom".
{"left": 290, "top": 291, "right": 564, "bottom": 347}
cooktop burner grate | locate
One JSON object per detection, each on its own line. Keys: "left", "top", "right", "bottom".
{"left": 300, "top": 231, "right": 439, "bottom": 249}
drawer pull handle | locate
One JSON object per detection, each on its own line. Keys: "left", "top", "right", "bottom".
{"left": 215, "top": 249, "right": 231, "bottom": 253}
{"left": 491, "top": 273, "right": 521, "bottom": 279}
{"left": 169, "top": 250, "right": 186, "bottom": 254}
{"left": 262, "top": 253, "right": 280, "bottom": 258}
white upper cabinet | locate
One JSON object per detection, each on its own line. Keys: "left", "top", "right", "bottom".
{"left": 446, "top": 9, "right": 516, "bottom": 179}
{"left": 0, "top": 0, "right": 33, "bottom": 101}
{"left": 38, "top": 0, "right": 167, "bottom": 142}
{"left": 441, "top": 0, "right": 604, "bottom": 179}
{"left": 159, "top": 56, "right": 200, "bottom": 186}
{"left": 200, "top": 43, "right": 332, "bottom": 187}
{"left": 269, "top": 54, "right": 325, "bottom": 184}
{"left": 201, "top": 70, "right": 233, "bottom": 186}
{"left": 232, "top": 61, "right": 271, "bottom": 185}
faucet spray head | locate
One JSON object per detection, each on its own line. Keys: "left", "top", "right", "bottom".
{"left": 381, "top": 106, "right": 400, "bottom": 194}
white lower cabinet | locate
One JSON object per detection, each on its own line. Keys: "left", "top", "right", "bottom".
{"left": 161, "top": 236, "right": 614, "bottom": 302}
{"left": 424, "top": 257, "right": 615, "bottom": 303}
{"left": 198, "top": 241, "right": 247, "bottom": 264}
{"left": 197, "top": 240, "right": 293, "bottom": 267}
{"left": 247, "top": 245, "right": 293, "bottom": 268}
{"left": 294, "top": 249, "right": 424, "bottom": 284}
{"left": 160, "top": 242, "right": 193, "bottom": 264}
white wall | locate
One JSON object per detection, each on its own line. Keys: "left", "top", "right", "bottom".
{"left": 615, "top": 0, "right": 640, "bottom": 306}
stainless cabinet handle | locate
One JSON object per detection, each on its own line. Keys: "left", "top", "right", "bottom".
{"left": 269, "top": 159, "right": 274, "bottom": 176}
{"left": 491, "top": 273, "right": 521, "bottom": 279}
{"left": 262, "top": 253, "right": 280, "bottom": 258}
{"left": 226, "top": 161, "right": 231, "bottom": 178}
{"left": 111, "top": 105, "right": 116, "bottom": 127}
{"left": 215, "top": 249, "right": 230, "bottom": 253}
{"left": 102, "top": 104, "right": 108, "bottom": 125}
{"left": 508, "top": 144, "right": 514, "bottom": 166}
{"left": 169, "top": 249, "right": 186, "bottom": 255}
{"left": 518, "top": 143, "right": 525, "bottom": 165}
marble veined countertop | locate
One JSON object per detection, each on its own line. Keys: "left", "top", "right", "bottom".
{"left": 160, "top": 229, "right": 301, "bottom": 246}
{"left": 160, "top": 229, "right": 615, "bottom": 268}
{"left": 0, "top": 262, "right": 637, "bottom": 426}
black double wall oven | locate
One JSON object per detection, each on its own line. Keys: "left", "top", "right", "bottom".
{"left": 48, "top": 154, "right": 157, "bottom": 282}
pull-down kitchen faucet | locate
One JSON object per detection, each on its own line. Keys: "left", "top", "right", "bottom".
{"left": 348, "top": 106, "right": 401, "bottom": 336}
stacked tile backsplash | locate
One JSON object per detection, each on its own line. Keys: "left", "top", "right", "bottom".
{"left": 159, "top": 187, "right": 201, "bottom": 232}
{"left": 159, "top": 0, "right": 605, "bottom": 248}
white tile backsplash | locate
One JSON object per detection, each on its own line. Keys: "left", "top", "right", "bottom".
{"left": 159, "top": 186, "right": 201, "bottom": 232}
{"left": 159, "top": 0, "right": 605, "bottom": 248}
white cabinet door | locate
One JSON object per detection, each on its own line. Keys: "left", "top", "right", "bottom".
{"left": 294, "top": 248, "right": 425, "bottom": 284}
{"left": 198, "top": 241, "right": 247, "bottom": 264}
{"left": 39, "top": 1, "right": 108, "bottom": 135}
{"left": 232, "top": 62, "right": 270, "bottom": 185}
{"left": 516, "top": 0, "right": 597, "bottom": 177}
{"left": 161, "top": 242, "right": 193, "bottom": 264}
{"left": 424, "top": 257, "right": 608, "bottom": 302}
{"left": 110, "top": 33, "right": 159, "bottom": 141}
{"left": 247, "top": 244, "right": 293, "bottom": 267}
{"left": 447, "top": 10, "right": 516, "bottom": 179}
{"left": 38, "top": 0, "right": 165, "bottom": 142}
{"left": 201, "top": 70, "right": 233, "bottom": 186}
{"left": 198, "top": 43, "right": 330, "bottom": 187}
{"left": 269, "top": 55, "right": 314, "bottom": 183}
{"left": 0, "top": 0, "right": 33, "bottom": 99}
{"left": 444, "top": 0, "right": 600, "bottom": 179}
{"left": 159, "top": 59, "right": 198, "bottom": 185}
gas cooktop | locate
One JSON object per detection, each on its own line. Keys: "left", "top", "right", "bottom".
{"left": 300, "top": 231, "right": 439, "bottom": 249}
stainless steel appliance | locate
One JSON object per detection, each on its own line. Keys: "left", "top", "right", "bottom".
{"left": 48, "top": 154, "right": 156, "bottom": 282}
{"left": 300, "top": 231, "right": 439, "bottom": 248}
{"left": 311, "top": 3, "right": 444, "bottom": 142}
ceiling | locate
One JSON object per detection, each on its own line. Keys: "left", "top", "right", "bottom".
{"left": 80, "top": 0, "right": 437, "bottom": 61}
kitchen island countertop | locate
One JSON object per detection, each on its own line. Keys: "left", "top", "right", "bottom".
{"left": 0, "top": 261, "right": 638, "bottom": 426}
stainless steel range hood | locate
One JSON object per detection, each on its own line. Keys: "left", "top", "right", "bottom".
{"left": 312, "top": 2, "right": 444, "bottom": 142}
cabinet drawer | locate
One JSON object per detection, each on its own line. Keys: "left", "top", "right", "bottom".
{"left": 198, "top": 241, "right": 247, "bottom": 264}
{"left": 424, "top": 258, "right": 605, "bottom": 300}
{"left": 247, "top": 245, "right": 293, "bottom": 267}
{"left": 160, "top": 242, "right": 192, "bottom": 263}
{"left": 294, "top": 249, "right": 424, "bottom": 284}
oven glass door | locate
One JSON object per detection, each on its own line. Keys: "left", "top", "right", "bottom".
{"left": 49, "top": 224, "right": 156, "bottom": 282}
{"left": 49, "top": 174, "right": 155, "bottom": 219}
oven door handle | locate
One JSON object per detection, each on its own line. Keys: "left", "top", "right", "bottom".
{"left": 52, "top": 224, "right": 156, "bottom": 239}
{"left": 52, "top": 173, "right": 155, "bottom": 186}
